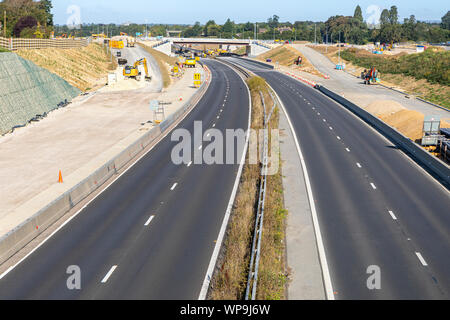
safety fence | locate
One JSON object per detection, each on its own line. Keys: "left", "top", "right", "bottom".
{"left": 0, "top": 65, "right": 212, "bottom": 266}
{"left": 0, "top": 36, "right": 90, "bottom": 51}
{"left": 0, "top": 52, "right": 80, "bottom": 135}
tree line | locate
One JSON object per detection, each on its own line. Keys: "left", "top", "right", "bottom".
{"left": 181, "top": 5, "right": 450, "bottom": 44}
{"left": 0, "top": 0, "right": 53, "bottom": 38}
{"left": 0, "top": 1, "right": 448, "bottom": 44}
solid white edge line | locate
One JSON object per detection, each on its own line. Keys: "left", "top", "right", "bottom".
{"left": 101, "top": 265, "right": 117, "bottom": 283}
{"left": 388, "top": 210, "right": 397, "bottom": 220}
{"left": 170, "top": 183, "right": 178, "bottom": 191}
{"left": 0, "top": 65, "right": 213, "bottom": 281}
{"left": 370, "top": 183, "right": 377, "bottom": 190}
{"left": 269, "top": 83, "right": 335, "bottom": 300}
{"left": 415, "top": 252, "right": 428, "bottom": 266}
{"left": 0, "top": 267, "right": 13, "bottom": 280}
{"left": 198, "top": 67, "right": 252, "bottom": 300}
{"left": 144, "top": 215, "right": 155, "bottom": 226}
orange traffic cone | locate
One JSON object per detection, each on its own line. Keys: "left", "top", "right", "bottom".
{"left": 58, "top": 170, "right": 63, "bottom": 183}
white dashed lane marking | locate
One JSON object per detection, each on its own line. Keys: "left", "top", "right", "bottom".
{"left": 101, "top": 266, "right": 117, "bottom": 283}
{"left": 144, "top": 215, "right": 155, "bottom": 226}
{"left": 388, "top": 210, "right": 397, "bottom": 220}
{"left": 415, "top": 252, "right": 428, "bottom": 266}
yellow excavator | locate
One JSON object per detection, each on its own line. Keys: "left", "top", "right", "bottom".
{"left": 123, "top": 58, "right": 151, "bottom": 81}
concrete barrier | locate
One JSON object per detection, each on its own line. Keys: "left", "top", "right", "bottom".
{"left": 69, "top": 161, "right": 115, "bottom": 206}
{"left": 0, "top": 192, "right": 71, "bottom": 264}
{"left": 0, "top": 65, "right": 212, "bottom": 266}
{"left": 318, "top": 85, "right": 450, "bottom": 189}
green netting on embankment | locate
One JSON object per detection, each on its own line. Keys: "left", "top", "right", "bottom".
{"left": 0, "top": 52, "right": 80, "bottom": 135}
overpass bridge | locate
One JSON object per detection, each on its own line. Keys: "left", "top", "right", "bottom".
{"left": 148, "top": 37, "right": 271, "bottom": 57}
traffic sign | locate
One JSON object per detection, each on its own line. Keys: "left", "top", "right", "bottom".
{"left": 193, "top": 73, "right": 202, "bottom": 88}
{"left": 149, "top": 100, "right": 159, "bottom": 111}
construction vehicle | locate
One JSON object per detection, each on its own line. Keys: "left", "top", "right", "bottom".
{"left": 111, "top": 40, "right": 124, "bottom": 49}
{"left": 127, "top": 37, "right": 136, "bottom": 47}
{"left": 362, "top": 67, "right": 380, "bottom": 85}
{"left": 184, "top": 57, "right": 196, "bottom": 68}
{"left": 92, "top": 33, "right": 107, "bottom": 39}
{"left": 118, "top": 58, "right": 128, "bottom": 65}
{"left": 123, "top": 58, "right": 151, "bottom": 81}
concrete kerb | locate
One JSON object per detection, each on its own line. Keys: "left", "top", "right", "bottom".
{"left": 0, "top": 64, "right": 212, "bottom": 267}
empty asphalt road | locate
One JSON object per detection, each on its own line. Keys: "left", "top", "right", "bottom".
{"left": 0, "top": 59, "right": 249, "bottom": 299}
{"left": 226, "top": 57, "right": 450, "bottom": 299}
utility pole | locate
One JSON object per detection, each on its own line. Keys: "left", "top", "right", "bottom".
{"left": 326, "top": 28, "right": 328, "bottom": 53}
{"left": 338, "top": 31, "right": 341, "bottom": 65}
{"left": 314, "top": 23, "right": 317, "bottom": 44}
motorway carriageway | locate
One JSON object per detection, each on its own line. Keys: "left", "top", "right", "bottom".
{"left": 226, "top": 57, "right": 450, "bottom": 299}
{"left": 0, "top": 60, "right": 249, "bottom": 299}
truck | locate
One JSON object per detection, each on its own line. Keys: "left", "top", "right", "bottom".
{"left": 184, "top": 57, "right": 196, "bottom": 68}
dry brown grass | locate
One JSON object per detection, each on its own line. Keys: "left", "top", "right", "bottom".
{"left": 256, "top": 106, "right": 287, "bottom": 300}
{"left": 210, "top": 76, "right": 287, "bottom": 300}
{"left": 381, "top": 74, "right": 450, "bottom": 109}
{"left": 16, "top": 43, "right": 116, "bottom": 92}
{"left": 138, "top": 43, "right": 178, "bottom": 88}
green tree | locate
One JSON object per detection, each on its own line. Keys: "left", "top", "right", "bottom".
{"left": 441, "top": 11, "right": 450, "bottom": 30}
{"left": 354, "top": 5, "right": 363, "bottom": 22}
{"left": 38, "top": 0, "right": 53, "bottom": 26}
{"left": 389, "top": 6, "right": 398, "bottom": 25}
{"left": 207, "top": 23, "right": 221, "bottom": 37}
{"left": 267, "top": 15, "right": 279, "bottom": 29}
{"left": 204, "top": 20, "right": 215, "bottom": 37}
{"left": 244, "top": 22, "right": 254, "bottom": 31}
{"left": 223, "top": 18, "right": 233, "bottom": 34}
{"left": 380, "top": 9, "right": 390, "bottom": 26}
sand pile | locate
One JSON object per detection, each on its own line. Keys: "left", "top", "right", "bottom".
{"left": 257, "top": 45, "right": 322, "bottom": 77}
{"left": 365, "top": 100, "right": 405, "bottom": 116}
{"left": 379, "top": 109, "right": 425, "bottom": 141}
{"left": 365, "top": 100, "right": 425, "bottom": 140}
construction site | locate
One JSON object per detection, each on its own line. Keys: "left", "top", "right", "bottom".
{"left": 0, "top": 0, "right": 449, "bottom": 306}
{"left": 0, "top": 34, "right": 210, "bottom": 235}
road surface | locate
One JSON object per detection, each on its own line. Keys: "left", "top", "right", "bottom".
{"left": 0, "top": 59, "right": 249, "bottom": 300}
{"left": 226, "top": 57, "right": 450, "bottom": 299}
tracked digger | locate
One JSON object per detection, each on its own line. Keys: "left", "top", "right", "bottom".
{"left": 123, "top": 58, "right": 151, "bottom": 81}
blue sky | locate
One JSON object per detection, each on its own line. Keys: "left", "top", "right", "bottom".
{"left": 52, "top": 0, "right": 448, "bottom": 25}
